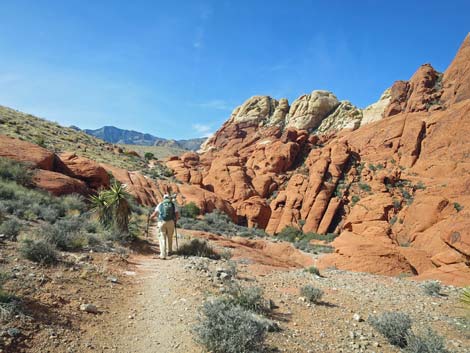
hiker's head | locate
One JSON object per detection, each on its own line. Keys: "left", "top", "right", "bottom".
{"left": 163, "top": 194, "right": 170, "bottom": 200}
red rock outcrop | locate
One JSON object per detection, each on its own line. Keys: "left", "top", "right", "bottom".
{"left": 33, "top": 169, "right": 88, "bottom": 196}
{"left": 58, "top": 152, "right": 110, "bottom": 189}
{"left": 0, "top": 135, "right": 55, "bottom": 170}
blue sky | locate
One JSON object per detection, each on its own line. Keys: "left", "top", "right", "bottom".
{"left": 0, "top": 0, "right": 469, "bottom": 139}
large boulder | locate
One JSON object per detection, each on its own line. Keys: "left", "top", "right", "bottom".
{"left": 58, "top": 152, "right": 110, "bottom": 189}
{"left": 33, "top": 170, "right": 89, "bottom": 196}
{"left": 0, "top": 134, "right": 55, "bottom": 170}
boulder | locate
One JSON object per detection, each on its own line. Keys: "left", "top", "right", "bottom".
{"left": 57, "top": 152, "right": 110, "bottom": 189}
{"left": 0, "top": 135, "right": 55, "bottom": 170}
{"left": 33, "top": 170, "right": 88, "bottom": 196}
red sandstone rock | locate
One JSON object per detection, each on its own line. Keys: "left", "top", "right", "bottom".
{"left": 0, "top": 134, "right": 55, "bottom": 170}
{"left": 33, "top": 169, "right": 88, "bottom": 196}
{"left": 58, "top": 152, "right": 110, "bottom": 189}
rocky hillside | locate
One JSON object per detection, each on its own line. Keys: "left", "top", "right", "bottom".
{"left": 82, "top": 125, "right": 206, "bottom": 150}
{"left": 165, "top": 34, "right": 470, "bottom": 286}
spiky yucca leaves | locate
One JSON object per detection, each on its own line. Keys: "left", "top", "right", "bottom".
{"left": 89, "top": 192, "right": 112, "bottom": 227}
{"left": 90, "top": 183, "right": 132, "bottom": 234}
{"left": 106, "top": 182, "right": 131, "bottom": 233}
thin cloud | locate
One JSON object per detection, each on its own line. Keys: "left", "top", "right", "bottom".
{"left": 192, "top": 123, "right": 213, "bottom": 137}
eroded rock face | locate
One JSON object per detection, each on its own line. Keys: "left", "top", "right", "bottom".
{"left": 384, "top": 64, "right": 443, "bottom": 117}
{"left": 286, "top": 90, "right": 339, "bottom": 130}
{"left": 361, "top": 88, "right": 391, "bottom": 125}
{"left": 441, "top": 33, "right": 470, "bottom": 105}
{"left": 316, "top": 101, "right": 362, "bottom": 133}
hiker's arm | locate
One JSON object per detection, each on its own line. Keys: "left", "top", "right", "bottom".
{"left": 150, "top": 210, "right": 158, "bottom": 220}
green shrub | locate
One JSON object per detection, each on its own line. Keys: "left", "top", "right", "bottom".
{"left": 414, "top": 181, "right": 426, "bottom": 190}
{"left": 368, "top": 312, "right": 412, "bottom": 347}
{"left": 194, "top": 298, "right": 266, "bottom": 353}
{"left": 0, "top": 217, "right": 22, "bottom": 239}
{"left": 0, "top": 273, "right": 11, "bottom": 303}
{"left": 0, "top": 157, "right": 33, "bottom": 186}
{"left": 144, "top": 152, "right": 155, "bottom": 160}
{"left": 20, "top": 239, "right": 59, "bottom": 265}
{"left": 404, "top": 328, "right": 449, "bottom": 353}
{"left": 453, "top": 202, "right": 463, "bottom": 212}
{"left": 305, "top": 266, "right": 320, "bottom": 276}
{"left": 181, "top": 202, "right": 201, "bottom": 219}
{"left": 300, "top": 285, "right": 323, "bottom": 303}
{"left": 423, "top": 281, "right": 441, "bottom": 297}
{"left": 59, "top": 194, "right": 87, "bottom": 213}
{"left": 225, "top": 284, "right": 270, "bottom": 314}
{"left": 277, "top": 226, "right": 301, "bottom": 243}
{"left": 351, "top": 195, "right": 360, "bottom": 205}
{"left": 176, "top": 238, "right": 220, "bottom": 259}
{"left": 359, "top": 183, "right": 371, "bottom": 192}
{"left": 38, "top": 216, "right": 101, "bottom": 251}
{"left": 389, "top": 216, "right": 398, "bottom": 225}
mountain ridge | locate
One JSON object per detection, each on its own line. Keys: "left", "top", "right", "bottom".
{"left": 81, "top": 125, "right": 206, "bottom": 151}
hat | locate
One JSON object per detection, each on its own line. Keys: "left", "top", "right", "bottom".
{"left": 163, "top": 194, "right": 170, "bottom": 199}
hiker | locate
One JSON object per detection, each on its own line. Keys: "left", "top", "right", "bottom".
{"left": 150, "top": 194, "right": 179, "bottom": 259}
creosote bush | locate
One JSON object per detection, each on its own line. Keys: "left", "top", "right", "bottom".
{"left": 0, "top": 157, "right": 33, "bottom": 186}
{"left": 305, "top": 266, "right": 320, "bottom": 276}
{"left": 180, "top": 202, "right": 201, "bottom": 219}
{"left": 178, "top": 210, "right": 267, "bottom": 238}
{"left": 300, "top": 285, "right": 323, "bottom": 303}
{"left": 277, "top": 226, "right": 335, "bottom": 254}
{"left": 176, "top": 238, "right": 220, "bottom": 259}
{"left": 225, "top": 283, "right": 270, "bottom": 314}
{"left": 0, "top": 217, "right": 22, "bottom": 240}
{"left": 194, "top": 297, "right": 266, "bottom": 353}
{"left": 20, "top": 239, "right": 59, "bottom": 266}
{"left": 404, "top": 328, "right": 449, "bottom": 353}
{"left": 423, "top": 281, "right": 441, "bottom": 297}
{"left": 368, "top": 311, "right": 412, "bottom": 348}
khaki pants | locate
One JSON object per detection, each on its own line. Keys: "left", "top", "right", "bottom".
{"left": 157, "top": 220, "right": 175, "bottom": 259}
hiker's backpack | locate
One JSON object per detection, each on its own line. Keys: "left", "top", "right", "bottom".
{"left": 160, "top": 200, "right": 175, "bottom": 221}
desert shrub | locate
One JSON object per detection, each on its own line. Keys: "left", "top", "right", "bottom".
{"left": 20, "top": 239, "right": 59, "bottom": 265}
{"left": 178, "top": 211, "right": 267, "bottom": 238}
{"left": 423, "top": 281, "right": 441, "bottom": 297}
{"left": 414, "top": 181, "right": 426, "bottom": 190}
{"left": 453, "top": 202, "right": 463, "bottom": 212}
{"left": 59, "top": 194, "right": 87, "bottom": 213}
{"left": 177, "top": 238, "right": 220, "bottom": 259}
{"left": 0, "top": 273, "right": 10, "bottom": 303}
{"left": 194, "top": 297, "right": 266, "bottom": 353}
{"left": 277, "top": 226, "right": 301, "bottom": 242}
{"left": 305, "top": 266, "right": 320, "bottom": 276}
{"left": 305, "top": 232, "right": 338, "bottom": 243}
{"left": 359, "top": 183, "right": 371, "bottom": 192}
{"left": 404, "top": 328, "right": 449, "bottom": 353}
{"left": 300, "top": 285, "right": 323, "bottom": 303}
{"left": 368, "top": 311, "right": 412, "bottom": 347}
{"left": 389, "top": 216, "right": 398, "bottom": 225}
{"left": 0, "top": 157, "right": 33, "bottom": 186}
{"left": 144, "top": 152, "right": 154, "bottom": 160}
{"left": 181, "top": 202, "right": 201, "bottom": 219}
{"left": 0, "top": 217, "right": 22, "bottom": 239}
{"left": 351, "top": 195, "right": 360, "bottom": 205}
{"left": 220, "top": 249, "right": 232, "bottom": 260}
{"left": 225, "top": 283, "right": 270, "bottom": 314}
{"left": 38, "top": 216, "right": 102, "bottom": 251}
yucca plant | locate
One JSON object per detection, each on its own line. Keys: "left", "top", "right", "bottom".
{"left": 461, "top": 286, "right": 470, "bottom": 310}
{"left": 106, "top": 182, "right": 132, "bottom": 233}
{"left": 89, "top": 192, "right": 112, "bottom": 227}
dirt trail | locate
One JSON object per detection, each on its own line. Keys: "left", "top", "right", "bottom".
{"left": 82, "top": 233, "right": 469, "bottom": 353}
{"left": 105, "top": 255, "right": 205, "bottom": 353}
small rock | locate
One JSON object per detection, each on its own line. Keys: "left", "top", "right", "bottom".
{"left": 80, "top": 304, "right": 98, "bottom": 314}
{"left": 353, "top": 313, "right": 363, "bottom": 322}
{"left": 107, "top": 276, "right": 119, "bottom": 283}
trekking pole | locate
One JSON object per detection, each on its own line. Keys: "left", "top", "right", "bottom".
{"left": 145, "top": 209, "right": 151, "bottom": 238}
{"left": 174, "top": 219, "right": 179, "bottom": 251}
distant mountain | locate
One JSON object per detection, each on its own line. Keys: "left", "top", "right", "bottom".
{"left": 81, "top": 126, "right": 206, "bottom": 151}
